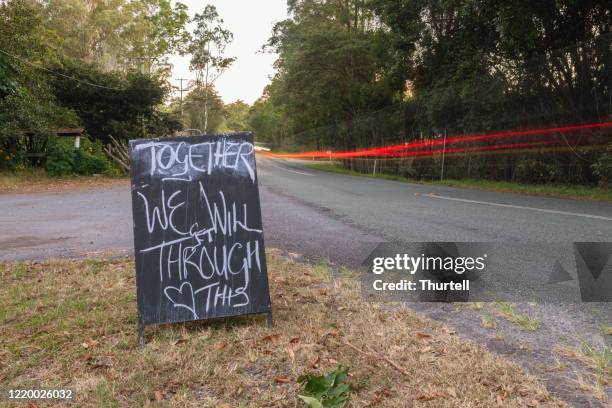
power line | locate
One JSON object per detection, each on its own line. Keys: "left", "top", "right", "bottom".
{"left": 0, "top": 47, "right": 148, "bottom": 91}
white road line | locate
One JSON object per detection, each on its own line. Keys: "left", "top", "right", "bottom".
{"left": 267, "top": 162, "right": 315, "bottom": 176}
{"left": 426, "top": 193, "right": 612, "bottom": 222}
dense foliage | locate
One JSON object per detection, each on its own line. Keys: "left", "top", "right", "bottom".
{"left": 250, "top": 0, "right": 611, "bottom": 185}
{"left": 0, "top": 0, "right": 186, "bottom": 173}
{"left": 1, "top": 0, "right": 610, "bottom": 185}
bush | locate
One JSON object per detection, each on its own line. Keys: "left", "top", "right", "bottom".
{"left": 45, "top": 138, "right": 75, "bottom": 176}
{"left": 0, "top": 141, "right": 27, "bottom": 171}
{"left": 592, "top": 150, "right": 612, "bottom": 187}
{"left": 45, "top": 137, "right": 110, "bottom": 176}
{"left": 514, "top": 159, "right": 557, "bottom": 184}
{"left": 74, "top": 149, "right": 107, "bottom": 175}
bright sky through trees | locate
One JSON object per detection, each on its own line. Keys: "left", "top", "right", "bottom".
{"left": 170, "top": 0, "right": 288, "bottom": 104}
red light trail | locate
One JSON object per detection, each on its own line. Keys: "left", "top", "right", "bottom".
{"left": 380, "top": 139, "right": 575, "bottom": 159}
{"left": 265, "top": 121, "right": 611, "bottom": 159}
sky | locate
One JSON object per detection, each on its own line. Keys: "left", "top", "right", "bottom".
{"left": 169, "top": 0, "right": 288, "bottom": 105}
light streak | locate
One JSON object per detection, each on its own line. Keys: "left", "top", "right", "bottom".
{"left": 265, "top": 122, "right": 611, "bottom": 159}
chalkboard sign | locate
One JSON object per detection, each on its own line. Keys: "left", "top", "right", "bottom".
{"left": 129, "top": 132, "right": 271, "bottom": 341}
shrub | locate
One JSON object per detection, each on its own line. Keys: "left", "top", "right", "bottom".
{"left": 45, "top": 138, "right": 75, "bottom": 176}
{"left": 45, "top": 136, "right": 110, "bottom": 176}
{"left": 592, "top": 150, "right": 612, "bottom": 187}
{"left": 0, "top": 142, "right": 27, "bottom": 171}
{"left": 298, "top": 366, "right": 351, "bottom": 408}
{"left": 514, "top": 159, "right": 557, "bottom": 184}
{"left": 74, "top": 149, "right": 107, "bottom": 175}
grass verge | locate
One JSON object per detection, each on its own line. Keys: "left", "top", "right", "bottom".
{"left": 494, "top": 302, "right": 540, "bottom": 331}
{"left": 0, "top": 251, "right": 562, "bottom": 407}
{"left": 304, "top": 162, "right": 612, "bottom": 202}
{"left": 0, "top": 169, "right": 127, "bottom": 194}
{"left": 556, "top": 343, "right": 611, "bottom": 401}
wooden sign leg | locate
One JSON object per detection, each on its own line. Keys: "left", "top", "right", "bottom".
{"left": 138, "top": 318, "right": 145, "bottom": 346}
{"left": 266, "top": 310, "right": 274, "bottom": 327}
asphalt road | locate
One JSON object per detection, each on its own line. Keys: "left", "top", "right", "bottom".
{"left": 257, "top": 156, "right": 612, "bottom": 243}
{"left": 2, "top": 155, "right": 611, "bottom": 294}
{"left": 1, "top": 154, "right": 611, "bottom": 405}
{"left": 257, "top": 156, "right": 612, "bottom": 301}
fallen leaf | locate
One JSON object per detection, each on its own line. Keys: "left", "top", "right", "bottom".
{"left": 417, "top": 392, "right": 446, "bottom": 401}
{"left": 289, "top": 337, "right": 300, "bottom": 344}
{"left": 154, "top": 390, "right": 164, "bottom": 402}
{"left": 262, "top": 334, "right": 280, "bottom": 343}
{"left": 81, "top": 339, "right": 99, "bottom": 349}
{"left": 311, "top": 355, "right": 321, "bottom": 368}
{"left": 90, "top": 363, "right": 111, "bottom": 370}
{"left": 274, "top": 377, "right": 291, "bottom": 384}
{"left": 327, "top": 329, "right": 339, "bottom": 337}
{"left": 214, "top": 342, "right": 226, "bottom": 350}
{"left": 368, "top": 386, "right": 393, "bottom": 406}
{"left": 171, "top": 338, "right": 187, "bottom": 346}
{"left": 517, "top": 387, "right": 530, "bottom": 397}
{"left": 416, "top": 332, "right": 432, "bottom": 339}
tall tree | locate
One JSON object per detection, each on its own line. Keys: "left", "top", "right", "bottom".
{"left": 187, "top": 5, "right": 235, "bottom": 133}
{"left": 49, "top": 59, "right": 179, "bottom": 141}
{"left": 182, "top": 85, "right": 225, "bottom": 133}
{"left": 223, "top": 100, "right": 250, "bottom": 132}
{"left": 40, "top": 0, "right": 189, "bottom": 73}
{"left": 265, "top": 0, "right": 393, "bottom": 149}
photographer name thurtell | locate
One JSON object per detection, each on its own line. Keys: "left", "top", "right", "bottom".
{"left": 373, "top": 279, "right": 470, "bottom": 291}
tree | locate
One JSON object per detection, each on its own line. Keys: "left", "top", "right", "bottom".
{"left": 187, "top": 5, "right": 235, "bottom": 133}
{"left": 182, "top": 85, "right": 225, "bottom": 133}
{"left": 0, "top": 0, "right": 77, "bottom": 169}
{"left": 49, "top": 59, "right": 179, "bottom": 141}
{"left": 122, "top": 0, "right": 190, "bottom": 74}
{"left": 40, "top": 0, "right": 190, "bottom": 73}
{"left": 265, "top": 0, "right": 394, "bottom": 149}
{"left": 223, "top": 100, "right": 250, "bottom": 132}
{"left": 248, "top": 90, "right": 289, "bottom": 145}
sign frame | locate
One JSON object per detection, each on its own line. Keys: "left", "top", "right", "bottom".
{"left": 129, "top": 132, "right": 272, "bottom": 344}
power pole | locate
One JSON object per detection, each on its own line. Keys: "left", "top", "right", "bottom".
{"left": 175, "top": 78, "right": 190, "bottom": 124}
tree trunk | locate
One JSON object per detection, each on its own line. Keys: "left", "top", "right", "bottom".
{"left": 203, "top": 41, "right": 211, "bottom": 134}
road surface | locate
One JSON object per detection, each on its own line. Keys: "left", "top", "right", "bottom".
{"left": 4, "top": 155, "right": 609, "bottom": 262}
{"left": 1, "top": 154, "right": 611, "bottom": 406}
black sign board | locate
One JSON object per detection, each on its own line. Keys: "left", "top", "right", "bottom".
{"left": 129, "top": 132, "right": 271, "bottom": 342}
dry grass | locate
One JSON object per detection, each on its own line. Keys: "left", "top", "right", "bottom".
{"left": 494, "top": 302, "right": 540, "bottom": 331}
{"left": 556, "top": 343, "right": 611, "bottom": 403}
{"left": 0, "top": 169, "right": 127, "bottom": 194}
{"left": 0, "top": 251, "right": 563, "bottom": 407}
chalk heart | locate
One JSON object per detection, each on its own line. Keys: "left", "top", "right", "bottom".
{"left": 164, "top": 282, "right": 199, "bottom": 319}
